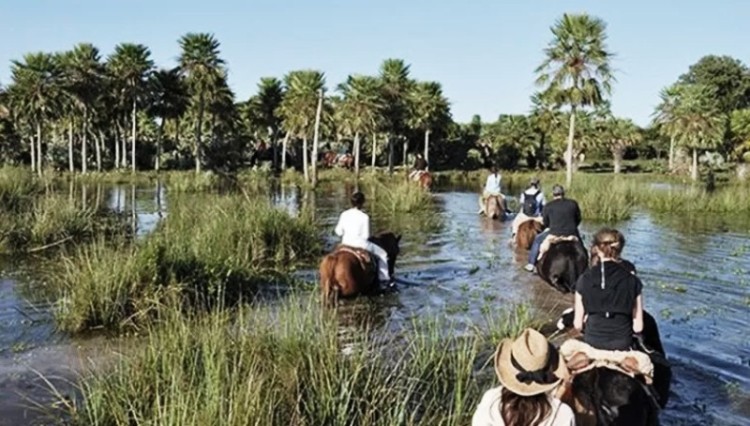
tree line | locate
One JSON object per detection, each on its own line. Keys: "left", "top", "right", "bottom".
{"left": 2, "top": 14, "right": 749, "bottom": 185}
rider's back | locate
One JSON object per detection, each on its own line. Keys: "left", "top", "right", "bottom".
{"left": 543, "top": 199, "right": 581, "bottom": 237}
{"left": 335, "top": 208, "right": 370, "bottom": 248}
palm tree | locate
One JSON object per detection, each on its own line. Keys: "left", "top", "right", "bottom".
{"left": 9, "top": 52, "right": 63, "bottom": 175}
{"left": 407, "top": 81, "right": 450, "bottom": 167}
{"left": 603, "top": 116, "right": 642, "bottom": 173}
{"left": 529, "top": 91, "right": 561, "bottom": 169}
{"left": 60, "top": 43, "right": 104, "bottom": 173}
{"left": 671, "top": 84, "right": 726, "bottom": 181}
{"left": 178, "top": 33, "right": 225, "bottom": 173}
{"left": 379, "top": 59, "right": 413, "bottom": 173}
{"left": 248, "top": 77, "right": 284, "bottom": 168}
{"left": 652, "top": 84, "right": 682, "bottom": 172}
{"left": 337, "top": 75, "right": 384, "bottom": 178}
{"left": 107, "top": 43, "right": 154, "bottom": 173}
{"left": 149, "top": 68, "right": 189, "bottom": 172}
{"left": 278, "top": 70, "right": 326, "bottom": 182}
{"left": 536, "top": 13, "right": 614, "bottom": 187}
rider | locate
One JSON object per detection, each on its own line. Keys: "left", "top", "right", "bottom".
{"left": 524, "top": 184, "right": 581, "bottom": 272}
{"left": 409, "top": 153, "right": 428, "bottom": 180}
{"left": 334, "top": 191, "right": 392, "bottom": 287}
{"left": 472, "top": 328, "right": 574, "bottom": 426}
{"left": 573, "top": 228, "right": 644, "bottom": 351}
{"left": 479, "top": 166, "right": 506, "bottom": 215}
{"left": 511, "top": 177, "right": 545, "bottom": 240}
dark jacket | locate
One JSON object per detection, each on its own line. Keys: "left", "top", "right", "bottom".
{"left": 542, "top": 198, "right": 581, "bottom": 237}
{"left": 413, "top": 157, "right": 428, "bottom": 171}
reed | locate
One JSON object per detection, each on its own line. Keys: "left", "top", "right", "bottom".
{"left": 68, "top": 295, "right": 536, "bottom": 426}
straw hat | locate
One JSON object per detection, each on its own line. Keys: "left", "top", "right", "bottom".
{"left": 494, "top": 329, "right": 569, "bottom": 396}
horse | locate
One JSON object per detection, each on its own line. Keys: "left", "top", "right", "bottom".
{"left": 537, "top": 240, "right": 588, "bottom": 293}
{"left": 557, "top": 310, "right": 672, "bottom": 426}
{"left": 338, "top": 153, "right": 354, "bottom": 170}
{"left": 516, "top": 219, "right": 543, "bottom": 250}
{"left": 319, "top": 232, "right": 401, "bottom": 306}
{"left": 321, "top": 151, "right": 338, "bottom": 168}
{"left": 409, "top": 170, "right": 432, "bottom": 190}
{"left": 482, "top": 194, "right": 506, "bottom": 220}
{"left": 249, "top": 141, "right": 274, "bottom": 167}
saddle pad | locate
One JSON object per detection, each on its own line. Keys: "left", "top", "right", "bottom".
{"left": 560, "top": 339, "right": 654, "bottom": 384}
{"left": 335, "top": 245, "right": 373, "bottom": 270}
{"left": 538, "top": 234, "right": 579, "bottom": 261}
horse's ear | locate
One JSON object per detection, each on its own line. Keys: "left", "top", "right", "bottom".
{"left": 396, "top": 234, "right": 402, "bottom": 243}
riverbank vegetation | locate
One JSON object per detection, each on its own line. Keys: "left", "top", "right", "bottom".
{"left": 63, "top": 295, "right": 534, "bottom": 426}
{"left": 51, "top": 195, "right": 320, "bottom": 332}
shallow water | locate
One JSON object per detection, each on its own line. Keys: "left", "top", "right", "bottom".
{"left": 0, "top": 182, "right": 749, "bottom": 425}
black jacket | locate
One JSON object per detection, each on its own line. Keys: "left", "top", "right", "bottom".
{"left": 542, "top": 198, "right": 581, "bottom": 237}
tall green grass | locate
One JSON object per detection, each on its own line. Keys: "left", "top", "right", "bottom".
{"left": 52, "top": 195, "right": 321, "bottom": 332}
{"left": 0, "top": 194, "right": 130, "bottom": 254}
{"left": 68, "top": 296, "right": 535, "bottom": 426}
{"left": 0, "top": 166, "right": 46, "bottom": 211}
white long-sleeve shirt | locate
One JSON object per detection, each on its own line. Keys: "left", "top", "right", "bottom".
{"left": 334, "top": 208, "right": 370, "bottom": 249}
{"left": 484, "top": 173, "right": 502, "bottom": 194}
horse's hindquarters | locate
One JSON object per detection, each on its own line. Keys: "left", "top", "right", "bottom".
{"left": 538, "top": 241, "right": 587, "bottom": 293}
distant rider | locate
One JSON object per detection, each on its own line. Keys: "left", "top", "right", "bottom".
{"left": 334, "top": 192, "right": 392, "bottom": 286}
{"left": 479, "top": 166, "right": 507, "bottom": 214}
{"left": 410, "top": 153, "right": 429, "bottom": 180}
{"left": 511, "top": 177, "right": 545, "bottom": 240}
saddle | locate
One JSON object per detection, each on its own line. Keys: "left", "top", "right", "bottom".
{"left": 537, "top": 234, "right": 579, "bottom": 260}
{"left": 560, "top": 339, "right": 654, "bottom": 384}
{"left": 410, "top": 170, "right": 426, "bottom": 181}
{"left": 335, "top": 245, "right": 375, "bottom": 273}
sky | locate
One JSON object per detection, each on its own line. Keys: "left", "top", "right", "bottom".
{"left": 2, "top": 0, "right": 750, "bottom": 126}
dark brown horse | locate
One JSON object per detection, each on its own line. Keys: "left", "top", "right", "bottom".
{"left": 538, "top": 240, "right": 588, "bottom": 293}
{"left": 557, "top": 310, "right": 671, "bottom": 426}
{"left": 319, "top": 232, "right": 401, "bottom": 306}
{"left": 516, "top": 219, "right": 543, "bottom": 250}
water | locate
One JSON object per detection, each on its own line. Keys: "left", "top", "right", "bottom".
{"left": 0, "top": 183, "right": 748, "bottom": 425}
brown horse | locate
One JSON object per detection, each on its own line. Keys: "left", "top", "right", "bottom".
{"left": 483, "top": 194, "right": 505, "bottom": 220}
{"left": 319, "top": 232, "right": 401, "bottom": 306}
{"left": 418, "top": 171, "right": 432, "bottom": 190}
{"left": 516, "top": 220, "right": 543, "bottom": 250}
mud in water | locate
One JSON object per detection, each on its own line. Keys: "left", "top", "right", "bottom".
{"left": 0, "top": 183, "right": 749, "bottom": 425}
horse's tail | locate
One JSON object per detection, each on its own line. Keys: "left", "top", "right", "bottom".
{"left": 320, "top": 254, "right": 340, "bottom": 307}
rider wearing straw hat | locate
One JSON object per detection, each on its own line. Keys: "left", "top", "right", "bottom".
{"left": 472, "top": 328, "right": 575, "bottom": 426}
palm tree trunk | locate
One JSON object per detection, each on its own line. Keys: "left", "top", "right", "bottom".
{"left": 68, "top": 121, "right": 74, "bottom": 172}
{"left": 82, "top": 108, "right": 88, "bottom": 174}
{"left": 156, "top": 117, "right": 165, "bottom": 172}
{"left": 96, "top": 130, "right": 103, "bottom": 172}
{"left": 114, "top": 124, "right": 120, "bottom": 170}
{"left": 691, "top": 148, "right": 699, "bottom": 181}
{"left": 270, "top": 127, "right": 278, "bottom": 170}
{"left": 311, "top": 90, "right": 323, "bottom": 187}
{"left": 402, "top": 138, "right": 408, "bottom": 167}
{"left": 131, "top": 99, "right": 137, "bottom": 173}
{"left": 371, "top": 133, "right": 377, "bottom": 171}
{"left": 424, "top": 130, "right": 430, "bottom": 169}
{"left": 387, "top": 135, "right": 394, "bottom": 174}
{"left": 354, "top": 132, "right": 361, "bottom": 178}
{"left": 613, "top": 146, "right": 623, "bottom": 174}
{"left": 565, "top": 108, "right": 576, "bottom": 187}
{"left": 303, "top": 135, "right": 309, "bottom": 182}
{"left": 29, "top": 136, "right": 36, "bottom": 173}
{"left": 36, "top": 121, "right": 43, "bottom": 176}
{"left": 668, "top": 136, "right": 675, "bottom": 172}
{"left": 195, "top": 92, "right": 205, "bottom": 173}
{"left": 281, "top": 133, "right": 289, "bottom": 170}
{"left": 121, "top": 121, "right": 128, "bottom": 168}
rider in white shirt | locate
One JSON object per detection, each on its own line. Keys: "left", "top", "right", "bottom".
{"left": 334, "top": 192, "right": 391, "bottom": 284}
{"left": 479, "top": 166, "right": 507, "bottom": 214}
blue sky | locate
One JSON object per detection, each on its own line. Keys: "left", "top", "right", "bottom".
{"left": 2, "top": 1, "right": 749, "bottom": 125}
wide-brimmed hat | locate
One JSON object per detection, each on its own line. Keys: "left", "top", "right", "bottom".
{"left": 494, "top": 329, "right": 569, "bottom": 396}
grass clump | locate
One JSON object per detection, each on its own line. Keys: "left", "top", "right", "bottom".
{"left": 0, "top": 166, "right": 45, "bottom": 211}
{"left": 52, "top": 195, "right": 321, "bottom": 332}
{"left": 0, "top": 194, "right": 130, "bottom": 254}
{"left": 68, "top": 296, "right": 536, "bottom": 426}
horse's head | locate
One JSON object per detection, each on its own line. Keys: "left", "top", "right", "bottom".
{"left": 370, "top": 232, "right": 401, "bottom": 276}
